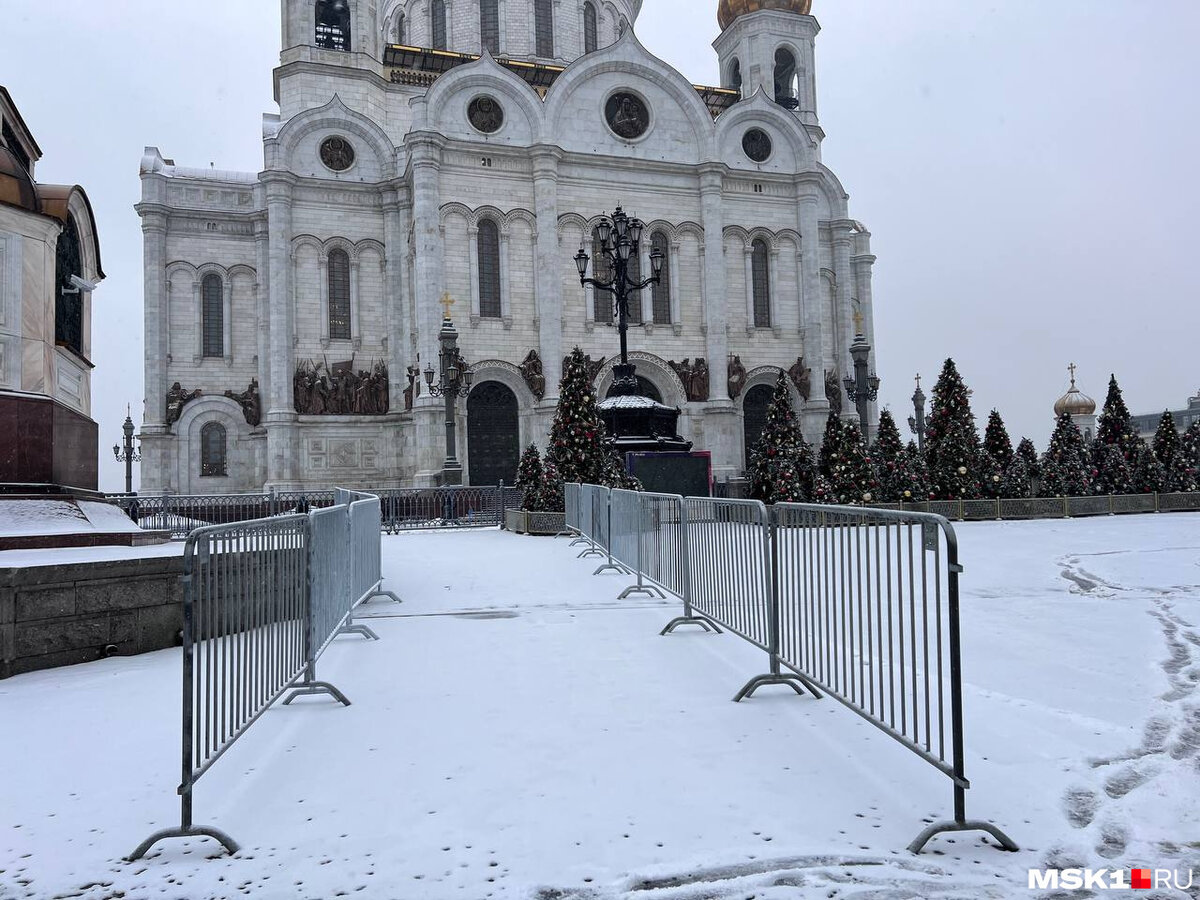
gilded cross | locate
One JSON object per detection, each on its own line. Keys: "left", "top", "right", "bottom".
{"left": 439, "top": 292, "right": 455, "bottom": 319}
{"left": 852, "top": 309, "right": 865, "bottom": 334}
{"left": 1068, "top": 362, "right": 1077, "bottom": 386}
{"left": 915, "top": 373, "right": 922, "bottom": 390}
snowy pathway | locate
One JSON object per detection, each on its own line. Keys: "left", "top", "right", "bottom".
{"left": 1, "top": 516, "right": 1198, "bottom": 899}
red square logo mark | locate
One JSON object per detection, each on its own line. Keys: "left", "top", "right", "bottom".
{"left": 1132, "top": 869, "right": 1153, "bottom": 890}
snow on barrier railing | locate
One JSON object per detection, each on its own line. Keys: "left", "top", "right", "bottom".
{"left": 128, "top": 489, "right": 401, "bottom": 861}
{"left": 588, "top": 486, "right": 1019, "bottom": 856}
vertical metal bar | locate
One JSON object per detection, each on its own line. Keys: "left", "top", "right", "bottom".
{"left": 767, "top": 505, "right": 780, "bottom": 676}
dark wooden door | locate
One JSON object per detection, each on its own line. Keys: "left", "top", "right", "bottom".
{"left": 467, "top": 381, "right": 520, "bottom": 486}
{"left": 742, "top": 384, "right": 774, "bottom": 471}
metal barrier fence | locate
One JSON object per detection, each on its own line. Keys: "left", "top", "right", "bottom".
{"left": 108, "top": 484, "right": 522, "bottom": 539}
{"left": 129, "top": 489, "right": 401, "bottom": 861}
{"left": 584, "top": 485, "right": 1017, "bottom": 856}
{"left": 564, "top": 483, "right": 583, "bottom": 536}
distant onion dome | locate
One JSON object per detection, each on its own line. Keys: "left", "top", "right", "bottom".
{"left": 1054, "top": 369, "right": 1097, "bottom": 418}
{"left": 718, "top": 0, "right": 813, "bottom": 30}
{"left": 0, "top": 145, "right": 39, "bottom": 214}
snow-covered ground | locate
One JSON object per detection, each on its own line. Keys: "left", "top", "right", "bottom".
{"left": 1, "top": 514, "right": 1198, "bottom": 899}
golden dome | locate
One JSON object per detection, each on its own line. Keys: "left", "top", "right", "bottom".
{"left": 1054, "top": 367, "right": 1096, "bottom": 418}
{"left": 718, "top": 0, "right": 813, "bottom": 30}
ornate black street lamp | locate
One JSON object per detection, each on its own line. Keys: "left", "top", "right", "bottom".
{"left": 574, "top": 206, "right": 665, "bottom": 396}
{"left": 424, "top": 302, "right": 474, "bottom": 487}
{"left": 843, "top": 315, "right": 880, "bottom": 442}
{"left": 908, "top": 374, "right": 927, "bottom": 451}
{"left": 112, "top": 406, "right": 141, "bottom": 494}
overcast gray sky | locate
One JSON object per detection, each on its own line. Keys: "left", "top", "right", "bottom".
{"left": 5, "top": 0, "right": 1198, "bottom": 491}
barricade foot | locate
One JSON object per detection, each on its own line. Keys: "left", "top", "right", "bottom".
{"left": 660, "top": 616, "right": 722, "bottom": 635}
{"left": 338, "top": 624, "right": 380, "bottom": 641}
{"left": 282, "top": 681, "right": 352, "bottom": 707}
{"left": 569, "top": 536, "right": 588, "bottom": 546}
{"left": 593, "top": 562, "right": 631, "bottom": 576}
{"left": 733, "top": 673, "right": 822, "bottom": 702}
{"left": 127, "top": 826, "right": 240, "bottom": 861}
{"left": 907, "top": 819, "right": 1019, "bottom": 855}
{"left": 619, "top": 584, "right": 666, "bottom": 600}
{"left": 367, "top": 588, "right": 403, "bottom": 605}
{"left": 577, "top": 547, "right": 604, "bottom": 559}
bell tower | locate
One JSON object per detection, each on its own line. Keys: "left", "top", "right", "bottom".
{"left": 282, "top": 0, "right": 383, "bottom": 60}
{"left": 713, "top": 0, "right": 821, "bottom": 129}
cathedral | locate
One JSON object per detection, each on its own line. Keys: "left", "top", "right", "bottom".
{"left": 138, "top": 0, "right": 879, "bottom": 492}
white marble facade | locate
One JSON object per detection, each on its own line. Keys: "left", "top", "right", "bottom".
{"left": 138, "top": 0, "right": 878, "bottom": 492}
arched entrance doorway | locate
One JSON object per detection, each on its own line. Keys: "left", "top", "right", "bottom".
{"left": 742, "top": 383, "right": 774, "bottom": 470}
{"left": 605, "top": 376, "right": 663, "bottom": 403}
{"left": 467, "top": 381, "right": 520, "bottom": 486}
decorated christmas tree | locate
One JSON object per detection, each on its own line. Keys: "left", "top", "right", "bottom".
{"left": 870, "top": 410, "right": 908, "bottom": 502}
{"left": 899, "top": 441, "right": 932, "bottom": 503}
{"left": 1000, "top": 453, "right": 1032, "bottom": 499}
{"left": 1133, "top": 441, "right": 1165, "bottom": 494}
{"left": 923, "top": 359, "right": 983, "bottom": 500}
{"left": 1091, "top": 375, "right": 1142, "bottom": 493}
{"left": 1016, "top": 437, "right": 1042, "bottom": 481}
{"left": 1093, "top": 444, "right": 1135, "bottom": 496}
{"left": 1180, "top": 420, "right": 1200, "bottom": 492}
{"left": 979, "top": 451, "right": 1005, "bottom": 499}
{"left": 1151, "top": 411, "right": 1189, "bottom": 492}
{"left": 538, "top": 458, "right": 565, "bottom": 513}
{"left": 515, "top": 443, "right": 545, "bottom": 509}
{"left": 546, "top": 347, "right": 613, "bottom": 487}
{"left": 1039, "top": 412, "right": 1092, "bottom": 497}
{"left": 748, "top": 375, "right": 816, "bottom": 504}
{"left": 825, "top": 418, "right": 878, "bottom": 505}
{"left": 983, "top": 410, "right": 1015, "bottom": 472}
{"left": 817, "top": 411, "right": 843, "bottom": 482}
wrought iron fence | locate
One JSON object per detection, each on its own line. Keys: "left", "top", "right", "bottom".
{"left": 586, "top": 486, "right": 1018, "bottom": 856}
{"left": 129, "top": 490, "right": 400, "bottom": 861}
{"left": 108, "top": 485, "right": 525, "bottom": 539}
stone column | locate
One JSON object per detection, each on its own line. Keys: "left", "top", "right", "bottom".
{"left": 139, "top": 205, "right": 169, "bottom": 491}
{"left": 638, "top": 241, "right": 651, "bottom": 324}
{"left": 831, "top": 220, "right": 855, "bottom": 385}
{"left": 223, "top": 278, "right": 234, "bottom": 364}
{"left": 263, "top": 171, "right": 299, "bottom": 488}
{"left": 381, "top": 186, "right": 408, "bottom": 422}
{"left": 853, "top": 228, "right": 879, "bottom": 432}
{"left": 190, "top": 280, "right": 202, "bottom": 363}
{"left": 468, "top": 225, "right": 480, "bottom": 319}
{"left": 797, "top": 192, "right": 828, "bottom": 441}
{"left": 742, "top": 245, "right": 755, "bottom": 332}
{"left": 699, "top": 165, "right": 727, "bottom": 398}
{"left": 350, "top": 256, "right": 362, "bottom": 349}
{"left": 319, "top": 253, "right": 330, "bottom": 346}
{"left": 499, "top": 230, "right": 511, "bottom": 325}
{"left": 768, "top": 245, "right": 781, "bottom": 335}
{"left": 409, "top": 133, "right": 447, "bottom": 484}
{"left": 255, "top": 217, "right": 272, "bottom": 409}
{"left": 668, "top": 239, "right": 682, "bottom": 332}
{"left": 532, "top": 146, "right": 564, "bottom": 401}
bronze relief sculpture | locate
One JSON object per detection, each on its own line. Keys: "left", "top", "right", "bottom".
{"left": 727, "top": 355, "right": 748, "bottom": 400}
{"left": 787, "top": 357, "right": 812, "bottom": 402}
{"left": 224, "top": 378, "right": 261, "bottom": 427}
{"left": 165, "top": 382, "right": 202, "bottom": 426}
{"left": 294, "top": 360, "right": 390, "bottom": 416}
{"left": 520, "top": 350, "right": 546, "bottom": 401}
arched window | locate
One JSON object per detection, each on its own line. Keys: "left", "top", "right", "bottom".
{"left": 328, "top": 248, "right": 351, "bottom": 340}
{"left": 315, "top": 0, "right": 352, "bottom": 51}
{"left": 591, "top": 227, "right": 612, "bottom": 324}
{"left": 751, "top": 239, "right": 771, "bottom": 328}
{"left": 480, "top": 0, "right": 500, "bottom": 54}
{"left": 54, "top": 214, "right": 84, "bottom": 356}
{"left": 774, "top": 48, "right": 798, "bottom": 106}
{"left": 583, "top": 2, "right": 598, "bottom": 53}
{"left": 625, "top": 248, "right": 642, "bottom": 325}
{"left": 535, "top": 0, "right": 554, "bottom": 57}
{"left": 396, "top": 11, "right": 406, "bottom": 44}
{"left": 200, "top": 423, "right": 227, "bottom": 477}
{"left": 477, "top": 219, "right": 501, "bottom": 318}
{"left": 201, "top": 273, "right": 224, "bottom": 358}
{"left": 431, "top": 0, "right": 447, "bottom": 50}
{"left": 728, "top": 58, "right": 743, "bottom": 95}
{"left": 650, "top": 232, "right": 671, "bottom": 325}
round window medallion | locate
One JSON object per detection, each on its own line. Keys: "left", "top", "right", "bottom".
{"left": 743, "top": 128, "right": 773, "bottom": 163}
{"left": 605, "top": 92, "right": 650, "bottom": 140}
{"left": 320, "top": 136, "right": 356, "bottom": 171}
{"left": 468, "top": 96, "right": 505, "bottom": 134}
